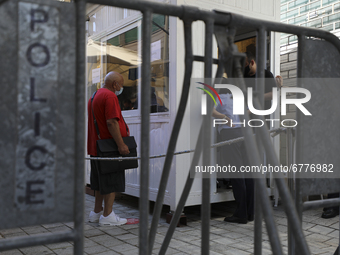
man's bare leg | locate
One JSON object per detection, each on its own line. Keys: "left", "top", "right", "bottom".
{"left": 103, "top": 192, "right": 116, "bottom": 217}
{"left": 94, "top": 190, "right": 104, "bottom": 213}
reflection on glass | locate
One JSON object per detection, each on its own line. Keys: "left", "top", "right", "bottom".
{"left": 107, "top": 14, "right": 169, "bottom": 113}
{"left": 86, "top": 15, "right": 169, "bottom": 113}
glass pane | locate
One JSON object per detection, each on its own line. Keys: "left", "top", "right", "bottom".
{"left": 105, "top": 27, "right": 139, "bottom": 112}
{"left": 150, "top": 15, "right": 169, "bottom": 113}
{"left": 103, "top": 15, "right": 170, "bottom": 114}
{"left": 288, "top": 0, "right": 308, "bottom": 9}
{"left": 86, "top": 39, "right": 103, "bottom": 102}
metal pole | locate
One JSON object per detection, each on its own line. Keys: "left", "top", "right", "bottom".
{"left": 159, "top": 126, "right": 204, "bottom": 255}
{"left": 234, "top": 60, "right": 284, "bottom": 255}
{"left": 148, "top": 17, "right": 194, "bottom": 253}
{"left": 248, "top": 97, "right": 311, "bottom": 255}
{"left": 287, "top": 128, "right": 295, "bottom": 255}
{"left": 74, "top": 0, "right": 86, "bottom": 254}
{"left": 201, "top": 18, "right": 214, "bottom": 255}
{"left": 140, "top": 9, "right": 152, "bottom": 255}
{"left": 88, "top": 0, "right": 340, "bottom": 53}
{"left": 0, "top": 232, "right": 74, "bottom": 251}
{"left": 294, "top": 34, "right": 306, "bottom": 255}
{"left": 254, "top": 27, "right": 266, "bottom": 255}
{"left": 87, "top": 0, "right": 231, "bottom": 26}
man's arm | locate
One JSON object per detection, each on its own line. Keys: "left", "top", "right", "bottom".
{"left": 107, "top": 118, "right": 130, "bottom": 155}
{"left": 212, "top": 108, "right": 233, "bottom": 127}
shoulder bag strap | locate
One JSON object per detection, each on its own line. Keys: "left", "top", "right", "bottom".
{"left": 91, "top": 91, "right": 101, "bottom": 139}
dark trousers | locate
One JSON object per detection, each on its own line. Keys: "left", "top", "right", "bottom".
{"left": 218, "top": 128, "right": 254, "bottom": 219}
{"left": 324, "top": 193, "right": 340, "bottom": 211}
{"left": 230, "top": 178, "right": 254, "bottom": 219}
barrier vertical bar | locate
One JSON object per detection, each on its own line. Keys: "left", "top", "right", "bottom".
{"left": 294, "top": 34, "right": 306, "bottom": 255}
{"left": 159, "top": 127, "right": 203, "bottom": 255}
{"left": 249, "top": 98, "right": 310, "bottom": 255}
{"left": 74, "top": 0, "right": 86, "bottom": 254}
{"left": 201, "top": 18, "right": 214, "bottom": 255}
{"left": 254, "top": 27, "right": 266, "bottom": 255}
{"left": 234, "top": 57, "right": 284, "bottom": 255}
{"left": 140, "top": 9, "right": 152, "bottom": 255}
{"left": 148, "top": 17, "right": 194, "bottom": 253}
{"left": 287, "top": 128, "right": 295, "bottom": 255}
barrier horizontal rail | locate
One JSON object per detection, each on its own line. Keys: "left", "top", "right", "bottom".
{"left": 85, "top": 127, "right": 287, "bottom": 161}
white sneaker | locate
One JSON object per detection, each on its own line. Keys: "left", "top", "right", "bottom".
{"left": 99, "top": 211, "right": 127, "bottom": 226}
{"left": 88, "top": 211, "right": 102, "bottom": 223}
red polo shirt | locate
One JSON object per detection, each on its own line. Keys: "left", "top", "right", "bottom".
{"left": 87, "top": 88, "right": 129, "bottom": 156}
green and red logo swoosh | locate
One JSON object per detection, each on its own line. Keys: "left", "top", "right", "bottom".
{"left": 196, "top": 82, "right": 222, "bottom": 106}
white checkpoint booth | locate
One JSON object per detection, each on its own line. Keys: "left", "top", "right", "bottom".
{"left": 85, "top": 0, "right": 281, "bottom": 211}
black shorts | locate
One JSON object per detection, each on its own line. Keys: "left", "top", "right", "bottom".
{"left": 90, "top": 156, "right": 125, "bottom": 195}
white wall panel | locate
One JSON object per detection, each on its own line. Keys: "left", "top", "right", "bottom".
{"left": 236, "top": 0, "right": 249, "bottom": 10}
{"left": 252, "top": 0, "right": 262, "bottom": 13}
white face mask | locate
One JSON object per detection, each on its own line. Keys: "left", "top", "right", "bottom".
{"left": 115, "top": 86, "right": 123, "bottom": 96}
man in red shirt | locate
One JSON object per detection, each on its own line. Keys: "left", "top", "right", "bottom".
{"left": 87, "top": 71, "right": 130, "bottom": 226}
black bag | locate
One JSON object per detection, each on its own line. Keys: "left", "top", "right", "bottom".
{"left": 91, "top": 91, "right": 138, "bottom": 174}
{"left": 96, "top": 136, "right": 138, "bottom": 174}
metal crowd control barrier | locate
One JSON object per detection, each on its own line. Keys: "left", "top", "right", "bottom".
{"left": 2, "top": 0, "right": 340, "bottom": 255}
{"left": 82, "top": 1, "right": 340, "bottom": 255}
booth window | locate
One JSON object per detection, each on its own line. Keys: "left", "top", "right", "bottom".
{"left": 97, "top": 14, "right": 169, "bottom": 114}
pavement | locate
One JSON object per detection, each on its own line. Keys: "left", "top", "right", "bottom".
{"left": 0, "top": 193, "right": 339, "bottom": 255}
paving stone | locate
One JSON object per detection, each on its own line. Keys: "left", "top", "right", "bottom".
{"left": 220, "top": 231, "right": 244, "bottom": 240}
{"left": 89, "top": 235, "right": 125, "bottom": 248}
{"left": 84, "top": 229, "right": 105, "bottom": 238}
{"left": 84, "top": 245, "right": 110, "bottom": 255}
{"left": 168, "top": 232, "right": 200, "bottom": 242}
{"left": 101, "top": 228, "right": 129, "bottom": 236}
{"left": 211, "top": 238, "right": 238, "bottom": 246}
{"left": 308, "top": 225, "right": 334, "bottom": 235}
{"left": 119, "top": 224, "right": 139, "bottom": 230}
{"left": 302, "top": 221, "right": 317, "bottom": 231}
{"left": 123, "top": 237, "right": 139, "bottom": 246}
{"left": 42, "top": 223, "right": 65, "bottom": 229}
{"left": 53, "top": 247, "right": 74, "bottom": 255}
{"left": 311, "top": 217, "right": 339, "bottom": 227}
{"left": 46, "top": 242, "right": 73, "bottom": 250}
{"left": 327, "top": 229, "right": 339, "bottom": 238}
{"left": 19, "top": 245, "right": 53, "bottom": 255}
{"left": 125, "top": 227, "right": 139, "bottom": 236}
{"left": 168, "top": 239, "right": 191, "bottom": 249}
{"left": 1, "top": 233, "right": 29, "bottom": 238}
{"left": 228, "top": 241, "right": 253, "bottom": 251}
{"left": 115, "top": 233, "right": 138, "bottom": 241}
{"left": 169, "top": 245, "right": 200, "bottom": 254}
{"left": 303, "top": 215, "right": 321, "bottom": 223}
{"left": 325, "top": 238, "right": 339, "bottom": 247}
{"left": 0, "top": 249, "right": 25, "bottom": 255}
{"left": 94, "top": 250, "right": 121, "bottom": 255}
{"left": 46, "top": 226, "right": 71, "bottom": 233}
{"left": 320, "top": 246, "right": 338, "bottom": 254}
{"left": 116, "top": 247, "right": 139, "bottom": 255}
{"left": 222, "top": 247, "right": 250, "bottom": 255}
{"left": 107, "top": 243, "right": 137, "bottom": 253}
{"left": 21, "top": 226, "right": 49, "bottom": 235}
{"left": 329, "top": 222, "right": 340, "bottom": 229}
{"left": 80, "top": 238, "right": 97, "bottom": 249}
{"left": 0, "top": 229, "right": 26, "bottom": 235}
{"left": 306, "top": 233, "right": 332, "bottom": 243}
